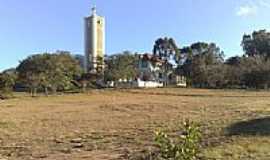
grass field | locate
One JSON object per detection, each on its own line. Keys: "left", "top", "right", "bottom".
{"left": 0, "top": 88, "right": 270, "bottom": 160}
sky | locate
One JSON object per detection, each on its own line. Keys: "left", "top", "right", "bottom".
{"left": 1, "top": 0, "right": 270, "bottom": 71}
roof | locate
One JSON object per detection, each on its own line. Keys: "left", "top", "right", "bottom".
{"left": 139, "top": 53, "right": 165, "bottom": 63}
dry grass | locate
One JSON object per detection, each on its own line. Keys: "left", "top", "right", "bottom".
{"left": 0, "top": 88, "right": 270, "bottom": 159}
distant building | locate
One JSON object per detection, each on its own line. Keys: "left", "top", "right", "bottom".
{"left": 84, "top": 7, "right": 105, "bottom": 73}
{"left": 175, "top": 75, "right": 187, "bottom": 87}
{"left": 106, "top": 53, "right": 187, "bottom": 88}
{"left": 136, "top": 53, "right": 186, "bottom": 88}
{"left": 137, "top": 54, "right": 165, "bottom": 84}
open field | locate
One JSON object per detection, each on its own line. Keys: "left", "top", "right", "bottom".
{"left": 0, "top": 88, "right": 270, "bottom": 160}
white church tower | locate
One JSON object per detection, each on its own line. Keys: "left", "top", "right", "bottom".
{"left": 84, "top": 7, "right": 105, "bottom": 73}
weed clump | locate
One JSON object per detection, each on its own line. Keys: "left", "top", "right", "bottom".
{"left": 154, "top": 120, "right": 201, "bottom": 160}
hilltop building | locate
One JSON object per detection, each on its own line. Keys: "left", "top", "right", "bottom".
{"left": 84, "top": 7, "right": 105, "bottom": 73}
{"left": 136, "top": 53, "right": 186, "bottom": 88}
{"left": 83, "top": 7, "right": 185, "bottom": 88}
{"left": 110, "top": 53, "right": 187, "bottom": 88}
{"left": 136, "top": 54, "right": 165, "bottom": 87}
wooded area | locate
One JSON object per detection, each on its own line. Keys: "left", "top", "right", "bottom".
{"left": 1, "top": 29, "right": 270, "bottom": 98}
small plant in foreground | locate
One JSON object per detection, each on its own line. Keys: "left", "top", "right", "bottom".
{"left": 154, "top": 120, "right": 201, "bottom": 160}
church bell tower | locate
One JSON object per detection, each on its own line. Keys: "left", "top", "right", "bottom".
{"left": 84, "top": 6, "right": 105, "bottom": 73}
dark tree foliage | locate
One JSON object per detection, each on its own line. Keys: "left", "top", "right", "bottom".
{"left": 153, "top": 37, "right": 180, "bottom": 61}
{"left": 179, "top": 42, "right": 225, "bottom": 88}
{"left": 225, "top": 56, "right": 241, "bottom": 66}
{"left": 239, "top": 56, "right": 270, "bottom": 89}
{"left": 0, "top": 70, "right": 16, "bottom": 99}
{"left": 104, "top": 51, "right": 138, "bottom": 82}
{"left": 236, "top": 29, "right": 270, "bottom": 89}
{"left": 16, "top": 51, "right": 82, "bottom": 95}
{"left": 74, "top": 54, "right": 85, "bottom": 69}
{"left": 153, "top": 37, "right": 180, "bottom": 86}
{"left": 242, "top": 30, "right": 270, "bottom": 58}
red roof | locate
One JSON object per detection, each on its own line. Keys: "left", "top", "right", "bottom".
{"left": 140, "top": 53, "right": 165, "bottom": 63}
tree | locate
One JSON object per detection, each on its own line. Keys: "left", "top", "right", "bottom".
{"left": 153, "top": 37, "right": 180, "bottom": 61}
{"left": 242, "top": 30, "right": 270, "bottom": 58}
{"left": 205, "top": 64, "right": 227, "bottom": 88}
{"left": 16, "top": 54, "right": 44, "bottom": 96}
{"left": 239, "top": 55, "right": 270, "bottom": 89}
{"left": 153, "top": 37, "right": 180, "bottom": 86}
{"left": 77, "top": 72, "right": 101, "bottom": 91}
{"left": 0, "top": 71, "right": 16, "bottom": 99}
{"left": 16, "top": 51, "right": 82, "bottom": 96}
{"left": 225, "top": 56, "right": 241, "bottom": 66}
{"left": 223, "top": 56, "right": 243, "bottom": 88}
{"left": 96, "top": 56, "right": 105, "bottom": 75}
{"left": 104, "top": 51, "right": 138, "bottom": 82}
{"left": 74, "top": 54, "right": 85, "bottom": 69}
{"left": 179, "top": 42, "right": 225, "bottom": 87}
{"left": 239, "top": 30, "right": 270, "bottom": 89}
{"left": 224, "top": 54, "right": 270, "bottom": 89}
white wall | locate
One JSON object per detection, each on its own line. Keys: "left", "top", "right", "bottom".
{"left": 135, "top": 79, "right": 163, "bottom": 88}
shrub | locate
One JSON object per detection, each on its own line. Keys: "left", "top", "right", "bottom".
{"left": 0, "top": 73, "right": 15, "bottom": 99}
{"left": 154, "top": 120, "right": 201, "bottom": 160}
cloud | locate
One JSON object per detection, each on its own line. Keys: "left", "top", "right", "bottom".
{"left": 259, "top": 0, "right": 270, "bottom": 8}
{"left": 236, "top": 0, "right": 270, "bottom": 17}
{"left": 236, "top": 5, "right": 257, "bottom": 17}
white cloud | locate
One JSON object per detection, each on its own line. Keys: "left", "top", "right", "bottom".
{"left": 259, "top": 0, "right": 270, "bottom": 8}
{"left": 236, "top": 5, "right": 257, "bottom": 17}
{"left": 236, "top": 0, "right": 270, "bottom": 17}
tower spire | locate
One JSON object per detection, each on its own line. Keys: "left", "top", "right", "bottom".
{"left": 92, "top": 5, "right": 97, "bottom": 15}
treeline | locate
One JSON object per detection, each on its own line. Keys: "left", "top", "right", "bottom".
{"left": 0, "top": 51, "right": 85, "bottom": 98}
{"left": 178, "top": 29, "right": 270, "bottom": 89}
{"left": 149, "top": 29, "right": 270, "bottom": 89}
{"left": 0, "top": 50, "right": 138, "bottom": 98}
{"left": 1, "top": 29, "right": 270, "bottom": 98}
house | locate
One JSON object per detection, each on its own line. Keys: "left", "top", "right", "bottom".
{"left": 135, "top": 53, "right": 187, "bottom": 88}
{"left": 106, "top": 53, "right": 187, "bottom": 88}
{"left": 138, "top": 54, "right": 164, "bottom": 80}
{"left": 134, "top": 54, "right": 165, "bottom": 88}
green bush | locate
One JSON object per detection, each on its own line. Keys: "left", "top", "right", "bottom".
{"left": 0, "top": 73, "right": 15, "bottom": 99}
{"left": 154, "top": 120, "right": 201, "bottom": 160}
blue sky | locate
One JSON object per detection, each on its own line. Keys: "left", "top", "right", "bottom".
{"left": 1, "top": 0, "right": 270, "bottom": 71}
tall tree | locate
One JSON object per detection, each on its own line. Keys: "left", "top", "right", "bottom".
{"left": 179, "top": 42, "right": 225, "bottom": 87}
{"left": 153, "top": 37, "right": 180, "bottom": 61}
{"left": 242, "top": 30, "right": 270, "bottom": 58}
{"left": 153, "top": 37, "right": 180, "bottom": 85}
